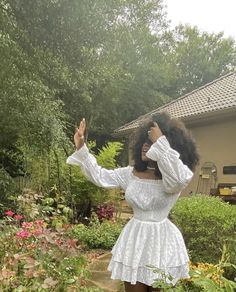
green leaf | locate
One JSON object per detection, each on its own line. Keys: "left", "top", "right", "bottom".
{"left": 66, "top": 278, "right": 76, "bottom": 284}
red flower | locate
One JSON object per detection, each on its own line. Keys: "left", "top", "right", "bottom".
{"left": 14, "top": 214, "right": 23, "bottom": 220}
{"left": 55, "top": 239, "right": 62, "bottom": 246}
{"left": 5, "top": 210, "right": 15, "bottom": 217}
{"left": 16, "top": 230, "right": 30, "bottom": 238}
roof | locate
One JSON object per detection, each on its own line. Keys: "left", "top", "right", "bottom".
{"left": 114, "top": 71, "right": 236, "bottom": 136}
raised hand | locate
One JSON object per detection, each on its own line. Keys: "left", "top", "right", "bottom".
{"left": 74, "top": 118, "right": 86, "bottom": 150}
{"left": 148, "top": 122, "right": 163, "bottom": 143}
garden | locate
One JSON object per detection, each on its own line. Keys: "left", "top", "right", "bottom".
{"left": 0, "top": 142, "right": 125, "bottom": 291}
{"left": 1, "top": 190, "right": 236, "bottom": 291}
{"left": 1, "top": 140, "right": 236, "bottom": 291}
{"left": 1, "top": 0, "right": 236, "bottom": 291}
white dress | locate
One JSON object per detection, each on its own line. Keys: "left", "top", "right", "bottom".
{"left": 67, "top": 136, "right": 193, "bottom": 286}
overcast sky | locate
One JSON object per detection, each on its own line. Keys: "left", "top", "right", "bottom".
{"left": 164, "top": 0, "right": 236, "bottom": 40}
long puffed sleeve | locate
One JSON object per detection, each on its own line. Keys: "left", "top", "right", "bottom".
{"left": 66, "top": 144, "right": 132, "bottom": 190}
{"left": 146, "top": 136, "right": 193, "bottom": 194}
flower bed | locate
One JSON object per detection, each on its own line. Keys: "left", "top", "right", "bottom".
{"left": 0, "top": 210, "right": 99, "bottom": 291}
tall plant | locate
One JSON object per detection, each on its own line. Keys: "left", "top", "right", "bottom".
{"left": 68, "top": 141, "right": 124, "bottom": 221}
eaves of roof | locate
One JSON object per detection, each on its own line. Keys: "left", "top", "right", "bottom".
{"left": 113, "top": 71, "right": 236, "bottom": 137}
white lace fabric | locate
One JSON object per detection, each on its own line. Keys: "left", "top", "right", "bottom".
{"left": 67, "top": 136, "right": 193, "bottom": 285}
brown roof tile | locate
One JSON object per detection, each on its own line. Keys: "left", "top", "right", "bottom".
{"left": 114, "top": 72, "right": 236, "bottom": 135}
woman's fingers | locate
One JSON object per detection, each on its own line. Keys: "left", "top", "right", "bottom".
{"left": 74, "top": 119, "right": 86, "bottom": 150}
{"left": 148, "top": 122, "right": 163, "bottom": 142}
{"left": 77, "top": 118, "right": 86, "bottom": 137}
{"left": 79, "top": 118, "right": 86, "bottom": 133}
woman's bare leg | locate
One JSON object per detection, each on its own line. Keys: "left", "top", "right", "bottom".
{"left": 124, "top": 281, "right": 149, "bottom": 292}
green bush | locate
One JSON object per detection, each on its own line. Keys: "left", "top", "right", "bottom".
{"left": 70, "top": 218, "right": 124, "bottom": 249}
{"left": 171, "top": 195, "right": 236, "bottom": 266}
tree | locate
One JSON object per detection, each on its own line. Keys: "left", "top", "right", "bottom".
{"left": 4, "top": 0, "right": 172, "bottom": 136}
{"left": 0, "top": 2, "right": 68, "bottom": 180}
{"left": 165, "top": 25, "right": 236, "bottom": 97}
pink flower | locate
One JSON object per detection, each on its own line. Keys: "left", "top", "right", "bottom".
{"left": 5, "top": 210, "right": 14, "bottom": 217}
{"left": 16, "top": 230, "right": 30, "bottom": 238}
{"left": 34, "top": 220, "right": 44, "bottom": 226}
{"left": 55, "top": 239, "right": 62, "bottom": 246}
{"left": 14, "top": 214, "right": 23, "bottom": 220}
{"left": 22, "top": 222, "right": 33, "bottom": 229}
{"left": 32, "top": 229, "right": 42, "bottom": 236}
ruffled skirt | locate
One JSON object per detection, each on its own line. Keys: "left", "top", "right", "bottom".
{"left": 107, "top": 217, "right": 189, "bottom": 286}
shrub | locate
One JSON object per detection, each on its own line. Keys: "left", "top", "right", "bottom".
{"left": 16, "top": 188, "right": 73, "bottom": 229}
{"left": 95, "top": 203, "right": 115, "bottom": 221}
{"left": 171, "top": 195, "right": 236, "bottom": 264}
{"left": 171, "top": 195, "right": 236, "bottom": 280}
{"left": 70, "top": 217, "right": 124, "bottom": 249}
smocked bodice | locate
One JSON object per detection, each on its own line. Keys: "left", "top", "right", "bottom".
{"left": 125, "top": 174, "right": 179, "bottom": 222}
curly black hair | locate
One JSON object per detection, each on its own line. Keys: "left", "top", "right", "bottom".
{"left": 132, "top": 112, "right": 199, "bottom": 178}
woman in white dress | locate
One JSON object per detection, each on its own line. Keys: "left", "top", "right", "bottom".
{"left": 67, "top": 112, "right": 199, "bottom": 292}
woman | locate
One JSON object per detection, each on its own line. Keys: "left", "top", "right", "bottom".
{"left": 67, "top": 112, "right": 199, "bottom": 292}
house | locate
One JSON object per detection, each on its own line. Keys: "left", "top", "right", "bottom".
{"left": 114, "top": 72, "right": 236, "bottom": 197}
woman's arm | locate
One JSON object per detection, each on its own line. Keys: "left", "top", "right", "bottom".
{"left": 67, "top": 118, "right": 131, "bottom": 189}
{"left": 67, "top": 144, "right": 131, "bottom": 190}
{"left": 146, "top": 135, "right": 193, "bottom": 194}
